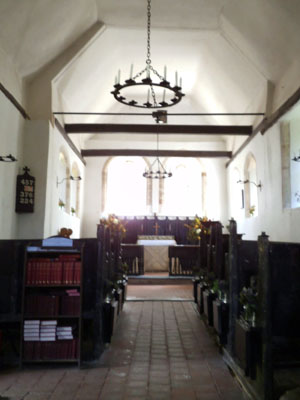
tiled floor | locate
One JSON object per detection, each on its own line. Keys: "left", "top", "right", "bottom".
{"left": 0, "top": 301, "right": 247, "bottom": 400}
{"left": 127, "top": 284, "right": 193, "bottom": 300}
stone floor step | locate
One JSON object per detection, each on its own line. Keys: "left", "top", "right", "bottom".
{"left": 128, "top": 275, "right": 193, "bottom": 285}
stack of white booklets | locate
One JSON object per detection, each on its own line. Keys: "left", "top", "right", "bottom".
{"left": 57, "top": 326, "right": 73, "bottom": 340}
{"left": 23, "top": 320, "right": 40, "bottom": 341}
{"left": 40, "top": 320, "right": 57, "bottom": 341}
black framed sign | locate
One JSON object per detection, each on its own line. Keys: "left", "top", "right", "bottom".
{"left": 15, "top": 166, "right": 35, "bottom": 213}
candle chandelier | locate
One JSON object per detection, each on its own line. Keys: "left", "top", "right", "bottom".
{"left": 111, "top": 0, "right": 185, "bottom": 109}
{"left": 143, "top": 124, "right": 172, "bottom": 179}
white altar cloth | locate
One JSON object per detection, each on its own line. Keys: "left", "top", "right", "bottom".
{"left": 137, "top": 235, "right": 176, "bottom": 272}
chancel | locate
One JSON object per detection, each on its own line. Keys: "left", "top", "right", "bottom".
{"left": 1, "top": 1, "right": 300, "bottom": 399}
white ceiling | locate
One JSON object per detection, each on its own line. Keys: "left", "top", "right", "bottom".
{"left": 1, "top": 0, "right": 300, "bottom": 150}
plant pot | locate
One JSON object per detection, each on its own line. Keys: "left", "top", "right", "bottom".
{"left": 203, "top": 290, "right": 217, "bottom": 326}
{"left": 192, "top": 277, "right": 200, "bottom": 304}
{"left": 197, "top": 283, "right": 207, "bottom": 314}
{"left": 234, "top": 318, "right": 261, "bottom": 379}
{"left": 213, "top": 299, "right": 229, "bottom": 345}
{"left": 102, "top": 299, "right": 118, "bottom": 343}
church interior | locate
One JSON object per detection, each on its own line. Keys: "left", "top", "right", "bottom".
{"left": 1, "top": 1, "right": 300, "bottom": 399}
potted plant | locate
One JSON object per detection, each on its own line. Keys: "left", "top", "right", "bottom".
{"left": 102, "top": 280, "right": 119, "bottom": 343}
{"left": 235, "top": 278, "right": 260, "bottom": 378}
{"left": 203, "top": 272, "right": 218, "bottom": 326}
{"left": 213, "top": 280, "right": 229, "bottom": 344}
{"left": 58, "top": 199, "right": 65, "bottom": 210}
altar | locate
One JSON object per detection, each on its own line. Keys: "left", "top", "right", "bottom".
{"left": 137, "top": 235, "right": 176, "bottom": 272}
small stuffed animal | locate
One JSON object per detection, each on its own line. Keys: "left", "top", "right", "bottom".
{"left": 58, "top": 228, "right": 73, "bottom": 238}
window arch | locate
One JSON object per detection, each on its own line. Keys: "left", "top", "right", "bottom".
{"left": 58, "top": 150, "right": 70, "bottom": 212}
{"left": 103, "top": 157, "right": 150, "bottom": 216}
{"left": 244, "top": 153, "right": 259, "bottom": 217}
{"left": 71, "top": 162, "right": 81, "bottom": 217}
{"left": 160, "top": 158, "right": 205, "bottom": 216}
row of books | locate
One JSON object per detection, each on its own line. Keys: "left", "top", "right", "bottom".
{"left": 23, "top": 339, "right": 78, "bottom": 360}
{"left": 23, "top": 320, "right": 75, "bottom": 341}
{"left": 61, "top": 289, "right": 80, "bottom": 315}
{"left": 25, "top": 290, "right": 80, "bottom": 316}
{"left": 26, "top": 255, "right": 81, "bottom": 285}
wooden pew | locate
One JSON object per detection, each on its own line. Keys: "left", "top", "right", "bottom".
{"left": 257, "top": 237, "right": 300, "bottom": 400}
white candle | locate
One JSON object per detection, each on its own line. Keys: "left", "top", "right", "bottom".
{"left": 115, "top": 76, "right": 117, "bottom": 85}
{"left": 147, "top": 89, "right": 150, "bottom": 103}
{"left": 163, "top": 89, "right": 166, "bottom": 102}
{"left": 118, "top": 69, "right": 121, "bottom": 84}
{"left": 180, "top": 77, "right": 182, "bottom": 88}
{"left": 164, "top": 66, "right": 167, "bottom": 80}
{"left": 175, "top": 71, "right": 178, "bottom": 86}
{"left": 130, "top": 64, "right": 133, "bottom": 79}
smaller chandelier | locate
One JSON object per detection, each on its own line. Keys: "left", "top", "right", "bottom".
{"left": 143, "top": 127, "right": 172, "bottom": 179}
{"left": 0, "top": 154, "right": 17, "bottom": 162}
{"left": 111, "top": 0, "right": 184, "bottom": 109}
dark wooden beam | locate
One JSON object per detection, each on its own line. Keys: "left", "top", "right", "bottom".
{"left": 0, "top": 82, "right": 30, "bottom": 120}
{"left": 226, "top": 86, "right": 300, "bottom": 167}
{"left": 55, "top": 119, "right": 86, "bottom": 166}
{"left": 65, "top": 123, "right": 252, "bottom": 135}
{"left": 260, "top": 86, "right": 300, "bottom": 134}
{"left": 81, "top": 149, "right": 232, "bottom": 158}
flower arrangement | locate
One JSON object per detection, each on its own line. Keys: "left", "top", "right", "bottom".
{"left": 185, "top": 216, "right": 210, "bottom": 242}
{"left": 249, "top": 205, "right": 256, "bottom": 216}
{"left": 100, "top": 214, "right": 127, "bottom": 239}
{"left": 71, "top": 207, "right": 76, "bottom": 216}
{"left": 58, "top": 199, "right": 65, "bottom": 209}
{"left": 239, "top": 285, "right": 257, "bottom": 324}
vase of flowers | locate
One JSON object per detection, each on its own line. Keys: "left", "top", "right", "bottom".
{"left": 239, "top": 285, "right": 257, "bottom": 326}
{"left": 99, "top": 214, "right": 127, "bottom": 240}
{"left": 58, "top": 199, "right": 65, "bottom": 210}
{"left": 185, "top": 216, "right": 210, "bottom": 244}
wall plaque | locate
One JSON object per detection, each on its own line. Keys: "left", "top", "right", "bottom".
{"left": 15, "top": 166, "right": 35, "bottom": 213}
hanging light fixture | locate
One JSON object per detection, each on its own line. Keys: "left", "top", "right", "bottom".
{"left": 0, "top": 154, "right": 17, "bottom": 162}
{"left": 143, "top": 124, "right": 172, "bottom": 179}
{"left": 111, "top": 0, "right": 184, "bottom": 109}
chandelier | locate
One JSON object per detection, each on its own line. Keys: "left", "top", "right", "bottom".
{"left": 143, "top": 125, "right": 172, "bottom": 179}
{"left": 111, "top": 0, "right": 184, "bottom": 109}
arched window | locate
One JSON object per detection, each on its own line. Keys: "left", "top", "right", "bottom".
{"left": 104, "top": 157, "right": 149, "bottom": 216}
{"left": 58, "top": 150, "right": 70, "bottom": 212}
{"left": 71, "top": 162, "right": 81, "bottom": 217}
{"left": 160, "top": 158, "right": 204, "bottom": 216}
{"left": 244, "top": 154, "right": 259, "bottom": 217}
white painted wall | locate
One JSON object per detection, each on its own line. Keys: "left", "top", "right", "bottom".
{"left": 17, "top": 120, "right": 49, "bottom": 239}
{"left": 0, "top": 48, "right": 25, "bottom": 239}
{"left": 227, "top": 113, "right": 300, "bottom": 242}
{"left": 81, "top": 157, "right": 105, "bottom": 238}
{"left": 43, "top": 123, "right": 85, "bottom": 239}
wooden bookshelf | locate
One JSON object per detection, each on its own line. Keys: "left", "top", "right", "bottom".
{"left": 20, "top": 239, "right": 83, "bottom": 367}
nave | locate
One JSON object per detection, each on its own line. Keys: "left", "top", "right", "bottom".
{"left": 0, "top": 299, "right": 247, "bottom": 400}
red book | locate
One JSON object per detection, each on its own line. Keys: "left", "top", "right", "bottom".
{"left": 26, "top": 260, "right": 33, "bottom": 284}
{"left": 73, "top": 262, "right": 81, "bottom": 284}
{"left": 62, "top": 262, "right": 74, "bottom": 284}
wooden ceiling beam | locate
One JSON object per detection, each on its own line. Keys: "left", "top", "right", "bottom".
{"left": 65, "top": 123, "right": 252, "bottom": 135}
{"left": 81, "top": 149, "right": 232, "bottom": 158}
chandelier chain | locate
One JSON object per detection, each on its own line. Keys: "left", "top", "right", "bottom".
{"left": 150, "top": 84, "right": 158, "bottom": 107}
{"left": 146, "top": 0, "right": 151, "bottom": 65}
